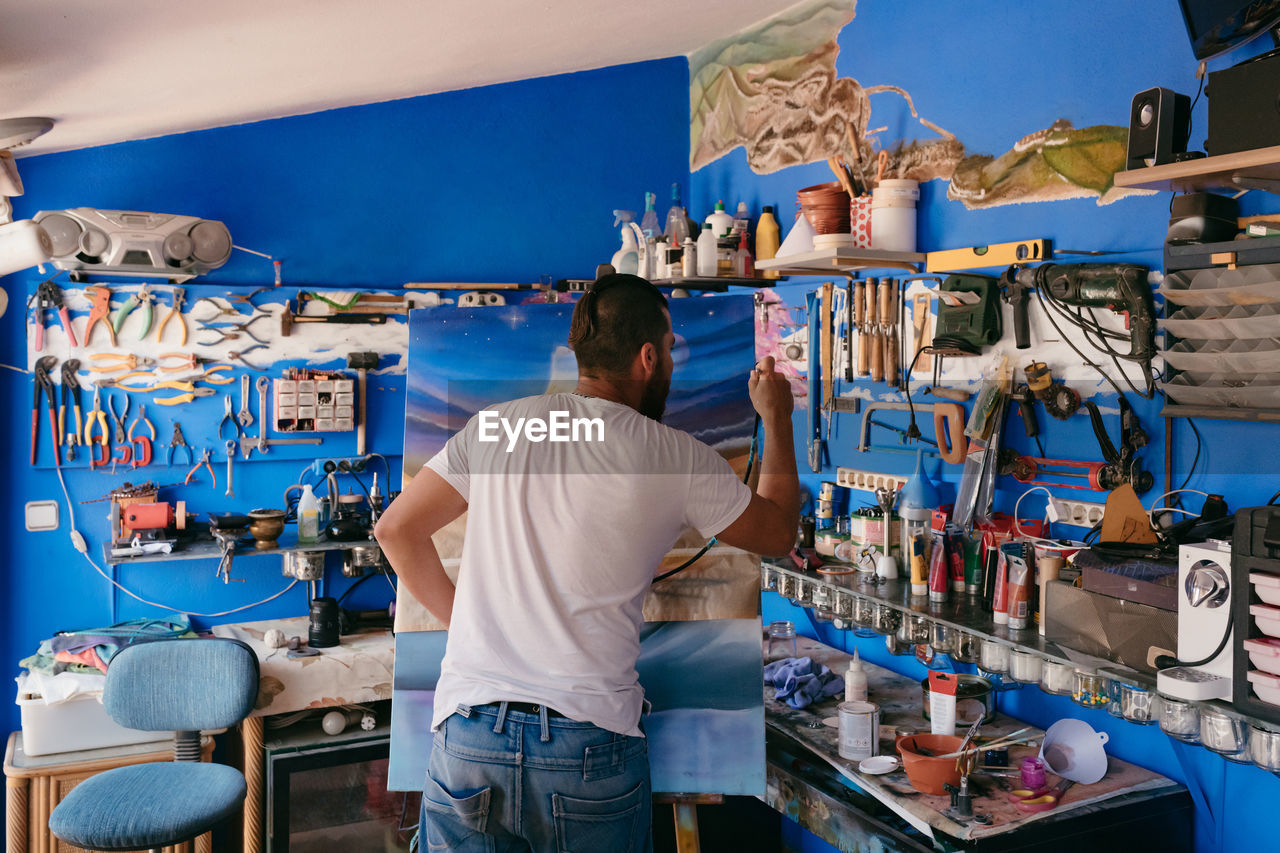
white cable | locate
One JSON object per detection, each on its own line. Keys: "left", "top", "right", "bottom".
{"left": 1147, "top": 488, "right": 1212, "bottom": 529}
{"left": 1012, "top": 486, "right": 1087, "bottom": 552}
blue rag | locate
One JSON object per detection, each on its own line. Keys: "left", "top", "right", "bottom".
{"left": 764, "top": 656, "right": 844, "bottom": 709}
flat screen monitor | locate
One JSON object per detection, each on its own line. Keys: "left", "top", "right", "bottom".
{"left": 1180, "top": 0, "right": 1280, "bottom": 59}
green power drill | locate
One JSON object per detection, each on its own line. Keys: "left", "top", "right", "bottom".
{"left": 1001, "top": 262, "right": 1156, "bottom": 391}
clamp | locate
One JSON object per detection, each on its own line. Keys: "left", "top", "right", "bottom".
{"left": 82, "top": 285, "right": 116, "bottom": 348}
{"left": 167, "top": 421, "right": 194, "bottom": 467}
{"left": 185, "top": 447, "right": 216, "bottom": 489}
{"left": 219, "top": 394, "right": 243, "bottom": 438}
{"left": 127, "top": 404, "right": 156, "bottom": 442}
{"left": 106, "top": 392, "right": 130, "bottom": 444}
{"left": 111, "top": 284, "right": 155, "bottom": 339}
{"left": 155, "top": 287, "right": 188, "bottom": 346}
{"left": 130, "top": 435, "right": 152, "bottom": 467}
{"left": 59, "top": 359, "right": 83, "bottom": 462}
{"left": 1085, "top": 397, "right": 1153, "bottom": 492}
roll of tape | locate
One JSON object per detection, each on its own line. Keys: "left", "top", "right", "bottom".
{"left": 0, "top": 219, "right": 52, "bottom": 277}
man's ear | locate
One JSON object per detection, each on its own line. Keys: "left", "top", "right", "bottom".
{"left": 636, "top": 341, "right": 658, "bottom": 378}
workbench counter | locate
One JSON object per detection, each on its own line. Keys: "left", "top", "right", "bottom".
{"left": 764, "top": 636, "right": 1192, "bottom": 850}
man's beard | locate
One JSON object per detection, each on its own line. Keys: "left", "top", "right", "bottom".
{"left": 639, "top": 375, "right": 670, "bottom": 422}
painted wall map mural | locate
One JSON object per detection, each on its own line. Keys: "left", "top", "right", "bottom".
{"left": 690, "top": 0, "right": 1142, "bottom": 208}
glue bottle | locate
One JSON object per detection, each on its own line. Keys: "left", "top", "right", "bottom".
{"left": 733, "top": 230, "right": 754, "bottom": 277}
{"left": 696, "top": 222, "right": 718, "bottom": 276}
{"left": 298, "top": 484, "right": 320, "bottom": 543}
{"left": 705, "top": 201, "right": 733, "bottom": 238}
{"left": 844, "top": 650, "right": 868, "bottom": 702}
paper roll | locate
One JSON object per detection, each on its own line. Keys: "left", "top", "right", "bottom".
{"left": 0, "top": 219, "right": 53, "bottom": 277}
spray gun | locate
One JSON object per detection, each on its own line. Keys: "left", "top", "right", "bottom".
{"left": 1000, "top": 263, "right": 1156, "bottom": 392}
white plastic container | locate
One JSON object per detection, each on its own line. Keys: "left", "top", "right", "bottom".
{"left": 844, "top": 651, "right": 868, "bottom": 702}
{"left": 696, "top": 223, "right": 718, "bottom": 277}
{"left": 298, "top": 483, "right": 321, "bottom": 542}
{"left": 1244, "top": 637, "right": 1280, "bottom": 675}
{"left": 17, "top": 684, "right": 159, "bottom": 756}
{"left": 1252, "top": 573, "right": 1280, "bottom": 607}
{"left": 1251, "top": 603, "right": 1280, "bottom": 638}
{"left": 704, "top": 201, "right": 734, "bottom": 238}
{"left": 870, "top": 179, "right": 919, "bottom": 253}
{"left": 1248, "top": 669, "right": 1280, "bottom": 706}
{"left": 681, "top": 238, "right": 697, "bottom": 277}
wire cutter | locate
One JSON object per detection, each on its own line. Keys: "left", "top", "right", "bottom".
{"left": 111, "top": 284, "right": 155, "bottom": 339}
{"left": 59, "top": 359, "right": 83, "bottom": 462}
{"left": 81, "top": 285, "right": 117, "bottom": 348}
{"left": 31, "top": 356, "right": 60, "bottom": 466}
{"left": 155, "top": 287, "right": 188, "bottom": 346}
{"left": 31, "top": 279, "right": 78, "bottom": 351}
{"left": 158, "top": 352, "right": 222, "bottom": 373}
{"left": 127, "top": 404, "right": 155, "bottom": 441}
{"left": 186, "top": 447, "right": 216, "bottom": 488}
{"left": 106, "top": 392, "right": 130, "bottom": 444}
{"left": 219, "top": 394, "right": 243, "bottom": 438}
{"left": 167, "top": 421, "right": 194, "bottom": 466}
{"left": 89, "top": 353, "right": 156, "bottom": 373}
{"left": 153, "top": 384, "right": 217, "bottom": 406}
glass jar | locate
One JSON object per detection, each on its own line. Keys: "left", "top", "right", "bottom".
{"left": 761, "top": 565, "right": 776, "bottom": 591}
{"left": 777, "top": 573, "right": 796, "bottom": 600}
{"left": 766, "top": 621, "right": 797, "bottom": 662}
{"left": 872, "top": 603, "right": 901, "bottom": 636}
{"left": 1072, "top": 669, "right": 1109, "bottom": 708}
{"left": 907, "top": 613, "right": 931, "bottom": 645}
{"left": 852, "top": 595, "right": 875, "bottom": 628}
{"left": 952, "top": 631, "right": 983, "bottom": 664}
{"left": 1158, "top": 695, "right": 1200, "bottom": 743}
{"left": 795, "top": 578, "right": 813, "bottom": 605}
{"left": 1118, "top": 682, "right": 1159, "bottom": 725}
{"left": 929, "top": 622, "right": 955, "bottom": 654}
{"left": 980, "top": 640, "right": 1010, "bottom": 674}
{"left": 1201, "top": 708, "right": 1251, "bottom": 762}
{"left": 835, "top": 591, "right": 854, "bottom": 618}
{"left": 811, "top": 584, "right": 832, "bottom": 610}
{"left": 1039, "top": 660, "right": 1074, "bottom": 695}
{"left": 1007, "top": 649, "right": 1044, "bottom": 684}
{"left": 1105, "top": 677, "right": 1127, "bottom": 718}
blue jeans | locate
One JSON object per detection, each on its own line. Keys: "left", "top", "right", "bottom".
{"left": 421, "top": 702, "right": 652, "bottom": 853}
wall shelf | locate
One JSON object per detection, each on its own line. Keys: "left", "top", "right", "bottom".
{"left": 1113, "top": 145, "right": 1280, "bottom": 193}
{"left": 104, "top": 532, "right": 375, "bottom": 565}
{"left": 754, "top": 247, "right": 924, "bottom": 275}
{"left": 649, "top": 274, "right": 780, "bottom": 291}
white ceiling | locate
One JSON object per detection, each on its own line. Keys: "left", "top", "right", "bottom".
{"left": 2, "top": 0, "right": 794, "bottom": 158}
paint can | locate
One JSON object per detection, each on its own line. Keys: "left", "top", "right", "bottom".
{"left": 871, "top": 179, "right": 919, "bottom": 253}
{"left": 837, "top": 700, "right": 881, "bottom": 761}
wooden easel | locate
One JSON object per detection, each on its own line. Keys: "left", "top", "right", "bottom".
{"left": 652, "top": 792, "right": 724, "bottom": 852}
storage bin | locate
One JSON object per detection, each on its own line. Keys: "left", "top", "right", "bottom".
{"left": 17, "top": 686, "right": 158, "bottom": 757}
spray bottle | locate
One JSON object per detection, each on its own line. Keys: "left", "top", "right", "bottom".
{"left": 610, "top": 210, "right": 644, "bottom": 275}
{"left": 640, "top": 192, "right": 661, "bottom": 240}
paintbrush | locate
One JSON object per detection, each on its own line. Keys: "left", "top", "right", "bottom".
{"left": 827, "top": 157, "right": 855, "bottom": 198}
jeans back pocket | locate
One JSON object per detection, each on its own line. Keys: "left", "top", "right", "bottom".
{"left": 422, "top": 774, "right": 491, "bottom": 851}
{"left": 552, "top": 780, "right": 646, "bottom": 853}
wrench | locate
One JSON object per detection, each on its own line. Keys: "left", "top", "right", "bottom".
{"left": 257, "top": 376, "right": 270, "bottom": 454}
{"left": 238, "top": 374, "right": 254, "bottom": 429}
{"left": 225, "top": 439, "right": 236, "bottom": 498}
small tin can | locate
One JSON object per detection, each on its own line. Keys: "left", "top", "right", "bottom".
{"left": 837, "top": 700, "right": 881, "bottom": 761}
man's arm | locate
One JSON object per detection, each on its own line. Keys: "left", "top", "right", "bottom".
{"left": 373, "top": 467, "right": 468, "bottom": 628}
{"left": 716, "top": 356, "right": 801, "bottom": 557}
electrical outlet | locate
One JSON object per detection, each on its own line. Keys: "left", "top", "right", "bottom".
{"left": 308, "top": 456, "right": 370, "bottom": 478}
{"left": 1054, "top": 497, "right": 1106, "bottom": 527}
{"left": 835, "top": 467, "right": 905, "bottom": 493}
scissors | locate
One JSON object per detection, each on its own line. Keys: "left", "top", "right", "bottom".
{"left": 1008, "top": 778, "right": 1074, "bottom": 813}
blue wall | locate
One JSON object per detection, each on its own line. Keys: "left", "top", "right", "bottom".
{"left": 698, "top": 3, "right": 1280, "bottom": 851}
{"left": 1, "top": 58, "right": 690, "bottom": 740}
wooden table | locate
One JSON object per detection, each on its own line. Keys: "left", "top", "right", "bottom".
{"left": 211, "top": 617, "right": 395, "bottom": 853}
{"left": 4, "top": 731, "right": 214, "bottom": 853}
{"left": 763, "top": 637, "right": 1192, "bottom": 850}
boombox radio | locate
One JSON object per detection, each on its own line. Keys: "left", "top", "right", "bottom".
{"left": 32, "top": 207, "right": 232, "bottom": 280}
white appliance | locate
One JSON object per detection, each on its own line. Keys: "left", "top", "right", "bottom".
{"left": 33, "top": 208, "right": 231, "bottom": 280}
{"left": 1158, "top": 540, "right": 1234, "bottom": 700}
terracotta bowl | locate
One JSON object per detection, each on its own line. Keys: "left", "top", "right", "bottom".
{"left": 896, "top": 733, "right": 964, "bottom": 795}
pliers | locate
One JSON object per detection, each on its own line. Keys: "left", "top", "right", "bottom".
{"left": 59, "top": 359, "right": 83, "bottom": 462}
{"left": 106, "top": 391, "right": 130, "bottom": 444}
{"left": 155, "top": 287, "right": 188, "bottom": 346}
{"left": 152, "top": 383, "right": 217, "bottom": 406}
{"left": 31, "top": 279, "right": 78, "bottom": 351}
{"left": 219, "top": 394, "right": 243, "bottom": 438}
{"left": 157, "top": 352, "right": 222, "bottom": 373}
{"left": 83, "top": 385, "right": 110, "bottom": 468}
{"left": 197, "top": 313, "right": 270, "bottom": 346}
{"left": 227, "top": 344, "right": 269, "bottom": 371}
{"left": 89, "top": 353, "right": 156, "bottom": 373}
{"left": 127, "top": 403, "right": 156, "bottom": 441}
{"left": 185, "top": 447, "right": 216, "bottom": 489}
{"left": 167, "top": 421, "right": 194, "bottom": 466}
{"left": 81, "top": 285, "right": 117, "bottom": 348}
{"left": 111, "top": 284, "right": 155, "bottom": 339}
{"left": 31, "top": 356, "right": 60, "bottom": 466}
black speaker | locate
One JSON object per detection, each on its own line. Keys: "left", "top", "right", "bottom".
{"left": 1207, "top": 49, "right": 1280, "bottom": 156}
{"left": 1127, "top": 87, "right": 1190, "bottom": 170}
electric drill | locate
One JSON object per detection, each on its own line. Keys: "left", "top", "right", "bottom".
{"left": 1001, "top": 262, "right": 1156, "bottom": 386}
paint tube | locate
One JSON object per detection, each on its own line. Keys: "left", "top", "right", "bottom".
{"left": 991, "top": 545, "right": 1010, "bottom": 625}
{"left": 947, "top": 529, "right": 966, "bottom": 592}
{"left": 910, "top": 534, "right": 929, "bottom": 596}
{"left": 928, "top": 532, "right": 949, "bottom": 602}
{"left": 1003, "top": 541, "right": 1030, "bottom": 629}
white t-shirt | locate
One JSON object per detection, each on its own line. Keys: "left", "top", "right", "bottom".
{"left": 424, "top": 392, "right": 752, "bottom": 737}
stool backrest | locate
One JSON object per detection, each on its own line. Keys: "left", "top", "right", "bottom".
{"left": 103, "top": 638, "right": 259, "bottom": 732}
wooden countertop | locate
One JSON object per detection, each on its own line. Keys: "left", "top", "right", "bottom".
{"left": 765, "top": 636, "right": 1183, "bottom": 843}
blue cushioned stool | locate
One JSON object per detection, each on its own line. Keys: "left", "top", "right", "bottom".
{"left": 48, "top": 638, "right": 259, "bottom": 852}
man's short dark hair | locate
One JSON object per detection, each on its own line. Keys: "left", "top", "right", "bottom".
{"left": 568, "top": 274, "right": 669, "bottom": 377}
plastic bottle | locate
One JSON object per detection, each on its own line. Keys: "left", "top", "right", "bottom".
{"left": 696, "top": 222, "right": 718, "bottom": 276}
{"left": 298, "top": 484, "right": 320, "bottom": 543}
{"left": 899, "top": 449, "right": 938, "bottom": 562}
{"left": 844, "top": 650, "right": 868, "bottom": 702}
{"left": 704, "top": 201, "right": 733, "bottom": 238}
{"left": 681, "top": 237, "right": 697, "bottom": 277}
{"left": 756, "top": 205, "right": 781, "bottom": 279}
{"left": 653, "top": 235, "right": 669, "bottom": 278}
{"left": 732, "top": 201, "right": 750, "bottom": 237}
{"left": 640, "top": 192, "right": 661, "bottom": 240}
{"left": 610, "top": 210, "right": 641, "bottom": 275}
{"left": 733, "top": 229, "right": 754, "bottom": 277}
{"left": 665, "top": 183, "right": 691, "bottom": 244}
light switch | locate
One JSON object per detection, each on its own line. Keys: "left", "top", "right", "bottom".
{"left": 24, "top": 500, "right": 59, "bottom": 532}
